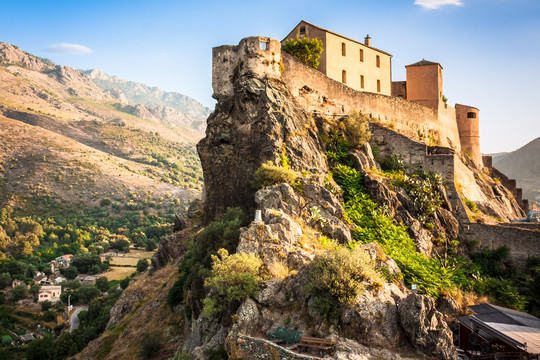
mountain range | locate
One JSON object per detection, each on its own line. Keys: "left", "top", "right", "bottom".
{"left": 491, "top": 137, "right": 540, "bottom": 204}
{"left": 0, "top": 41, "right": 207, "bottom": 216}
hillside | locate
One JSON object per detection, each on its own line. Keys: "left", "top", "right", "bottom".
{"left": 492, "top": 137, "right": 540, "bottom": 204}
{"left": 81, "top": 68, "right": 211, "bottom": 132}
{"left": 0, "top": 41, "right": 204, "bottom": 218}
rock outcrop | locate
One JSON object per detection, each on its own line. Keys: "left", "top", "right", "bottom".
{"left": 398, "top": 294, "right": 458, "bottom": 360}
{"left": 197, "top": 76, "right": 328, "bottom": 222}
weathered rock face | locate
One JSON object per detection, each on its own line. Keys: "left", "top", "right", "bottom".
{"left": 398, "top": 294, "right": 458, "bottom": 360}
{"left": 197, "top": 76, "right": 328, "bottom": 222}
{"left": 237, "top": 181, "right": 351, "bottom": 268}
{"left": 0, "top": 42, "right": 54, "bottom": 72}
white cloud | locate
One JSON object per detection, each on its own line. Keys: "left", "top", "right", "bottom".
{"left": 43, "top": 43, "right": 92, "bottom": 55}
{"left": 414, "top": 0, "right": 464, "bottom": 9}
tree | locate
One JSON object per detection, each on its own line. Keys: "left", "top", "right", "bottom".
{"left": 71, "top": 253, "right": 102, "bottom": 274}
{"left": 95, "top": 277, "right": 109, "bottom": 293}
{"left": 120, "top": 277, "right": 130, "bottom": 290}
{"left": 137, "top": 259, "right": 149, "bottom": 273}
{"left": 77, "top": 285, "right": 100, "bottom": 304}
{"left": 26, "top": 335, "right": 54, "bottom": 360}
{"left": 281, "top": 37, "right": 324, "bottom": 69}
{"left": 145, "top": 238, "right": 157, "bottom": 251}
{"left": 41, "top": 300, "right": 53, "bottom": 311}
{"left": 12, "top": 284, "right": 27, "bottom": 301}
{"left": 0, "top": 272, "right": 11, "bottom": 288}
{"left": 63, "top": 266, "right": 79, "bottom": 280}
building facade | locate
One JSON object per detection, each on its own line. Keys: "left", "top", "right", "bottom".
{"left": 282, "top": 21, "right": 392, "bottom": 96}
{"left": 38, "top": 285, "right": 62, "bottom": 303}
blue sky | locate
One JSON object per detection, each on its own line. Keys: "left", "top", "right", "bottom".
{"left": 1, "top": 0, "right": 539, "bottom": 153}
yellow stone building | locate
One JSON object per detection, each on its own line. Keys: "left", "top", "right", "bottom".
{"left": 282, "top": 20, "right": 392, "bottom": 95}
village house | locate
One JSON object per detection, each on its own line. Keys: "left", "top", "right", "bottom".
{"left": 37, "top": 285, "right": 62, "bottom": 303}
{"left": 32, "top": 271, "right": 51, "bottom": 285}
{"left": 11, "top": 279, "right": 27, "bottom": 288}
{"left": 75, "top": 274, "right": 98, "bottom": 285}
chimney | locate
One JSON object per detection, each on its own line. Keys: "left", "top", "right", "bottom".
{"left": 364, "top": 34, "right": 371, "bottom": 46}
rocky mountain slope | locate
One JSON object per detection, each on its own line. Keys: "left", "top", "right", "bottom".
{"left": 81, "top": 68, "right": 211, "bottom": 132}
{"left": 72, "top": 41, "right": 537, "bottom": 360}
{"left": 492, "top": 137, "right": 540, "bottom": 203}
{"left": 0, "top": 41, "right": 203, "bottom": 215}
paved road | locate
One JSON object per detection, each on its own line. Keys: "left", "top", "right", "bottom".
{"left": 70, "top": 306, "right": 88, "bottom": 332}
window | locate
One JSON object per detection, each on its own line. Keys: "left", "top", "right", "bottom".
{"left": 376, "top": 55, "right": 380, "bottom": 67}
{"left": 342, "top": 42, "right": 346, "bottom": 56}
{"left": 299, "top": 26, "right": 306, "bottom": 36}
{"left": 360, "top": 49, "right": 364, "bottom": 62}
{"left": 360, "top": 75, "right": 365, "bottom": 89}
{"left": 377, "top": 79, "right": 381, "bottom": 92}
{"left": 342, "top": 70, "right": 347, "bottom": 84}
{"left": 260, "top": 41, "right": 269, "bottom": 50}
{"left": 467, "top": 112, "right": 477, "bottom": 119}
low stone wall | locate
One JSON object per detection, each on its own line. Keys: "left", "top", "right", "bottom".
{"left": 370, "top": 124, "right": 468, "bottom": 221}
{"left": 462, "top": 223, "right": 540, "bottom": 266}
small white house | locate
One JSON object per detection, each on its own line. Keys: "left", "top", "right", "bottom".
{"left": 38, "top": 285, "right": 62, "bottom": 303}
{"left": 54, "top": 275, "right": 67, "bottom": 284}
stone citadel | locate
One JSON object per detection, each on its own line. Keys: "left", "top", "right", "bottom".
{"left": 212, "top": 21, "right": 528, "bottom": 212}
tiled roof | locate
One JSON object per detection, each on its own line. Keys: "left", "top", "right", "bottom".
{"left": 284, "top": 20, "right": 393, "bottom": 57}
{"left": 406, "top": 59, "right": 442, "bottom": 68}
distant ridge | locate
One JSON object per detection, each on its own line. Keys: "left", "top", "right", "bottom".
{"left": 81, "top": 68, "right": 211, "bottom": 121}
{"left": 492, "top": 137, "right": 540, "bottom": 203}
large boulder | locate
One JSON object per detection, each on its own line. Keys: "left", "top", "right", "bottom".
{"left": 398, "top": 294, "right": 458, "bottom": 360}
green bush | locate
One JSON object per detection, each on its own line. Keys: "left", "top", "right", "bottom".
{"left": 137, "top": 258, "right": 149, "bottom": 273}
{"left": 305, "top": 247, "right": 379, "bottom": 318}
{"left": 464, "top": 198, "right": 479, "bottom": 213}
{"left": 252, "top": 161, "right": 296, "bottom": 189}
{"left": 344, "top": 112, "right": 371, "bottom": 149}
{"left": 202, "top": 249, "right": 262, "bottom": 316}
{"left": 140, "top": 332, "right": 161, "bottom": 359}
{"left": 281, "top": 37, "right": 323, "bottom": 69}
{"left": 167, "top": 208, "right": 248, "bottom": 310}
{"left": 380, "top": 154, "right": 406, "bottom": 172}
{"left": 323, "top": 129, "right": 351, "bottom": 167}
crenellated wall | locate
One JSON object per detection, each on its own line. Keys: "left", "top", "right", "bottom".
{"left": 281, "top": 52, "right": 462, "bottom": 152}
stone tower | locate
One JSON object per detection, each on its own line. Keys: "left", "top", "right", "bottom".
{"left": 456, "top": 104, "right": 482, "bottom": 165}
{"left": 405, "top": 59, "right": 443, "bottom": 110}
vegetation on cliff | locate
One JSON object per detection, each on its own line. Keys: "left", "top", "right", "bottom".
{"left": 281, "top": 37, "right": 323, "bottom": 69}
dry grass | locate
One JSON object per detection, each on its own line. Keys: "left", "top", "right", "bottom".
{"left": 267, "top": 260, "right": 290, "bottom": 278}
{"left": 107, "top": 257, "right": 138, "bottom": 266}
{"left": 104, "top": 266, "right": 136, "bottom": 281}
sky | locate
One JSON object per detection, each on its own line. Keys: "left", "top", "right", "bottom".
{"left": 1, "top": 0, "right": 539, "bottom": 153}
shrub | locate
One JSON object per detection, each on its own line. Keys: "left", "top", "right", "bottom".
{"left": 281, "top": 37, "right": 323, "bottom": 69}
{"left": 202, "top": 249, "right": 262, "bottom": 316}
{"left": 252, "top": 161, "right": 296, "bottom": 189}
{"left": 137, "top": 258, "right": 149, "bottom": 273}
{"left": 120, "top": 277, "right": 130, "bottom": 290}
{"left": 305, "top": 247, "right": 380, "bottom": 318}
{"left": 464, "top": 198, "right": 479, "bottom": 213}
{"left": 380, "top": 154, "right": 406, "bottom": 172}
{"left": 167, "top": 208, "right": 248, "bottom": 310}
{"left": 99, "top": 198, "right": 112, "bottom": 207}
{"left": 323, "top": 129, "right": 351, "bottom": 167}
{"left": 140, "top": 332, "right": 161, "bottom": 359}
{"left": 344, "top": 112, "right": 371, "bottom": 149}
